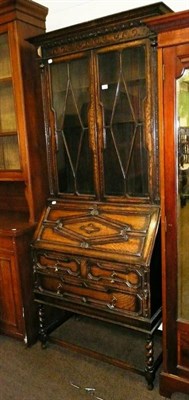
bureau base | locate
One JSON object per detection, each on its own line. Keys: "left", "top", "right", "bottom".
{"left": 37, "top": 302, "right": 162, "bottom": 390}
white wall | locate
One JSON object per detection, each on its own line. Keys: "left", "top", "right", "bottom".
{"left": 36, "top": 0, "right": 189, "bottom": 32}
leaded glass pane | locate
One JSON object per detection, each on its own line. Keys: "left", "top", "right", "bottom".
{"left": 51, "top": 57, "right": 94, "bottom": 195}
{"left": 98, "top": 46, "right": 148, "bottom": 197}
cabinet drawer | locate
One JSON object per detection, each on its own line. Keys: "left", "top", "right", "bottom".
{"left": 34, "top": 251, "right": 143, "bottom": 293}
{"left": 87, "top": 261, "right": 142, "bottom": 292}
{"left": 34, "top": 251, "right": 147, "bottom": 317}
{"left": 35, "top": 273, "right": 143, "bottom": 316}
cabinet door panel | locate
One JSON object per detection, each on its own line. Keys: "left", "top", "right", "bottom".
{"left": 50, "top": 55, "right": 95, "bottom": 196}
{"left": 0, "top": 0, "right": 48, "bottom": 220}
{"left": 177, "top": 69, "right": 189, "bottom": 322}
{"left": 0, "top": 83, "right": 17, "bottom": 132}
{"left": 0, "top": 136, "right": 20, "bottom": 170}
{"left": 97, "top": 44, "right": 148, "bottom": 198}
{"left": 0, "top": 252, "right": 24, "bottom": 336}
{"left": 0, "top": 32, "right": 11, "bottom": 78}
{"left": 47, "top": 41, "right": 155, "bottom": 201}
{"left": 0, "top": 32, "right": 20, "bottom": 171}
{"left": 0, "top": 33, "right": 20, "bottom": 171}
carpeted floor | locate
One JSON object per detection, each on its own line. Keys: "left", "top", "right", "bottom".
{"left": 0, "top": 316, "right": 188, "bottom": 400}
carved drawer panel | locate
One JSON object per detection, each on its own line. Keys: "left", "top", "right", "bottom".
{"left": 34, "top": 251, "right": 143, "bottom": 292}
{"left": 86, "top": 261, "right": 142, "bottom": 292}
{"left": 33, "top": 251, "right": 147, "bottom": 317}
{"left": 35, "top": 252, "right": 81, "bottom": 287}
{"left": 34, "top": 273, "right": 143, "bottom": 316}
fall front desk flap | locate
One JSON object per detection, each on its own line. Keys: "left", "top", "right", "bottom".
{"left": 33, "top": 202, "right": 160, "bottom": 267}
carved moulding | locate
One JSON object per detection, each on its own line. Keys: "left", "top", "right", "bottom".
{"left": 42, "top": 25, "right": 152, "bottom": 58}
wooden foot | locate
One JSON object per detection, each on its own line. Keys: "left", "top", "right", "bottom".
{"left": 145, "top": 334, "right": 155, "bottom": 390}
{"left": 38, "top": 303, "right": 48, "bottom": 349}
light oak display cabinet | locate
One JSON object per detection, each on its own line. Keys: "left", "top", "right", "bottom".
{"left": 0, "top": 0, "right": 48, "bottom": 345}
{"left": 145, "top": 11, "right": 189, "bottom": 398}
{"left": 30, "top": 3, "right": 172, "bottom": 388}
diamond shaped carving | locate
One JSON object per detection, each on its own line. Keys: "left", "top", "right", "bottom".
{"left": 54, "top": 214, "right": 130, "bottom": 245}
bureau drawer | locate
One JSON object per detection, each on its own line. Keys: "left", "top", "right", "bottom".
{"left": 87, "top": 261, "right": 142, "bottom": 291}
{"left": 34, "top": 251, "right": 143, "bottom": 293}
{"left": 34, "top": 273, "right": 143, "bottom": 316}
{"left": 33, "top": 251, "right": 149, "bottom": 317}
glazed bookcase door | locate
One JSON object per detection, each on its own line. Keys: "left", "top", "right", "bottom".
{"left": 0, "top": 0, "right": 48, "bottom": 343}
{"left": 46, "top": 39, "right": 157, "bottom": 203}
{"left": 0, "top": 32, "right": 20, "bottom": 171}
{"left": 0, "top": 0, "right": 48, "bottom": 222}
{"left": 96, "top": 41, "right": 151, "bottom": 200}
{"left": 48, "top": 52, "right": 97, "bottom": 198}
{"left": 177, "top": 68, "right": 189, "bottom": 324}
{"left": 159, "top": 44, "right": 189, "bottom": 399}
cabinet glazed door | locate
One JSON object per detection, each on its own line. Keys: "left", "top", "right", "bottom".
{"left": 47, "top": 52, "right": 99, "bottom": 198}
{"left": 0, "top": 0, "right": 48, "bottom": 221}
{"left": 161, "top": 42, "right": 189, "bottom": 378}
{"left": 46, "top": 40, "right": 157, "bottom": 202}
{"left": 176, "top": 53, "right": 189, "bottom": 374}
{"left": 155, "top": 39, "right": 189, "bottom": 398}
{"left": 0, "top": 32, "right": 20, "bottom": 171}
{"left": 144, "top": 11, "right": 189, "bottom": 397}
{"left": 96, "top": 40, "right": 154, "bottom": 201}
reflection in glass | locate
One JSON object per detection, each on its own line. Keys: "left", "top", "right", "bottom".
{"left": 98, "top": 46, "right": 148, "bottom": 197}
{"left": 177, "top": 69, "right": 189, "bottom": 319}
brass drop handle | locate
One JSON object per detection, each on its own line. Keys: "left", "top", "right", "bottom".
{"left": 107, "top": 296, "right": 117, "bottom": 309}
{"left": 56, "top": 283, "right": 63, "bottom": 294}
{"left": 110, "top": 271, "right": 117, "bottom": 283}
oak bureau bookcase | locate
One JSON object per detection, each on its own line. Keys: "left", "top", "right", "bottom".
{"left": 30, "top": 2, "right": 172, "bottom": 388}
{"left": 0, "top": 0, "right": 48, "bottom": 344}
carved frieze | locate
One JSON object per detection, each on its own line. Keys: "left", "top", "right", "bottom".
{"left": 41, "top": 25, "right": 151, "bottom": 58}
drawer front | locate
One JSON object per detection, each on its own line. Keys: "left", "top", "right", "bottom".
{"left": 34, "top": 251, "right": 148, "bottom": 317}
{"left": 87, "top": 261, "right": 142, "bottom": 292}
